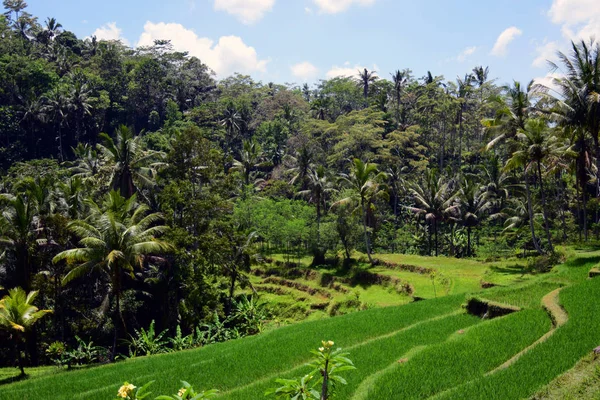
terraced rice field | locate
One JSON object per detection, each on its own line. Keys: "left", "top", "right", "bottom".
{"left": 1, "top": 251, "right": 598, "bottom": 399}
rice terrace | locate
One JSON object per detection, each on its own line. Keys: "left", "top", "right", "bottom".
{"left": 2, "top": 0, "right": 600, "bottom": 399}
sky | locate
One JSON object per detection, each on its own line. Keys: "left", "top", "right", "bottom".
{"left": 22, "top": 0, "right": 600, "bottom": 87}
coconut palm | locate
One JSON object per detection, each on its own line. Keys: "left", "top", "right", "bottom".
{"left": 505, "top": 119, "right": 569, "bottom": 253}
{"left": 409, "top": 169, "right": 458, "bottom": 256}
{"left": 298, "top": 166, "right": 337, "bottom": 263}
{"left": 98, "top": 125, "right": 166, "bottom": 198}
{"left": 231, "top": 139, "right": 267, "bottom": 186}
{"left": 357, "top": 68, "right": 377, "bottom": 102}
{"left": 485, "top": 81, "right": 534, "bottom": 149}
{"left": 457, "top": 177, "right": 488, "bottom": 257}
{"left": 53, "top": 191, "right": 171, "bottom": 358}
{"left": 536, "top": 39, "right": 600, "bottom": 239}
{"left": 391, "top": 70, "right": 409, "bottom": 125}
{"left": 41, "top": 85, "right": 69, "bottom": 162}
{"left": 0, "top": 194, "right": 37, "bottom": 291}
{"left": 286, "top": 145, "right": 314, "bottom": 188}
{"left": 336, "top": 158, "right": 387, "bottom": 264}
{"left": 0, "top": 288, "right": 51, "bottom": 376}
{"left": 310, "top": 97, "right": 332, "bottom": 121}
{"left": 69, "top": 143, "right": 101, "bottom": 181}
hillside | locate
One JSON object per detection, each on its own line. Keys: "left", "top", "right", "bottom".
{"left": 1, "top": 250, "right": 599, "bottom": 399}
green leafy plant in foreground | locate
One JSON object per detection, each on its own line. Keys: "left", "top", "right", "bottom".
{"left": 155, "top": 381, "right": 219, "bottom": 399}
{"left": 114, "top": 381, "right": 218, "bottom": 400}
{"left": 266, "top": 340, "right": 356, "bottom": 399}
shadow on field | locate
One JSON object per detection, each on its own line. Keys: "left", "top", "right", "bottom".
{"left": 489, "top": 264, "right": 527, "bottom": 275}
{"left": 567, "top": 256, "right": 600, "bottom": 267}
{"left": 0, "top": 373, "right": 27, "bottom": 386}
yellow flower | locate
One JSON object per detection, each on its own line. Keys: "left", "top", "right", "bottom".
{"left": 319, "top": 347, "right": 324, "bottom": 352}
{"left": 327, "top": 340, "right": 334, "bottom": 347}
{"left": 178, "top": 388, "right": 186, "bottom": 397}
{"left": 117, "top": 383, "right": 136, "bottom": 398}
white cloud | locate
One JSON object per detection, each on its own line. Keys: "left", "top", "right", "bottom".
{"left": 137, "top": 22, "right": 269, "bottom": 77}
{"left": 532, "top": 41, "right": 559, "bottom": 68}
{"left": 456, "top": 46, "right": 477, "bottom": 62}
{"left": 533, "top": 72, "right": 563, "bottom": 96}
{"left": 548, "top": 0, "right": 600, "bottom": 41}
{"left": 291, "top": 61, "right": 319, "bottom": 81}
{"left": 312, "top": 0, "right": 376, "bottom": 14}
{"left": 491, "top": 26, "right": 522, "bottom": 57}
{"left": 213, "top": 0, "right": 275, "bottom": 24}
{"left": 305, "top": 7, "right": 313, "bottom": 14}
{"left": 326, "top": 64, "right": 377, "bottom": 79}
{"left": 91, "top": 22, "right": 129, "bottom": 45}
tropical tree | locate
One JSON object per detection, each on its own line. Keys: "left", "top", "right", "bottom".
{"left": 336, "top": 158, "right": 387, "bottom": 264}
{"left": 298, "top": 166, "right": 336, "bottom": 264}
{"left": 231, "top": 139, "right": 267, "bottom": 186}
{"left": 505, "top": 119, "right": 569, "bottom": 253}
{"left": 357, "top": 68, "right": 377, "bottom": 102}
{"left": 538, "top": 39, "right": 600, "bottom": 239}
{"left": 457, "top": 177, "right": 488, "bottom": 257}
{"left": 409, "top": 169, "right": 458, "bottom": 256}
{"left": 0, "top": 288, "right": 51, "bottom": 376}
{"left": 0, "top": 194, "right": 37, "bottom": 291}
{"left": 53, "top": 191, "right": 171, "bottom": 358}
{"left": 98, "top": 125, "right": 166, "bottom": 198}
{"left": 391, "top": 69, "right": 409, "bottom": 125}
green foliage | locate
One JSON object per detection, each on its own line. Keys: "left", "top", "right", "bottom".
{"left": 155, "top": 381, "right": 218, "bottom": 400}
{"left": 266, "top": 340, "right": 355, "bottom": 399}
{"left": 125, "top": 320, "right": 170, "bottom": 357}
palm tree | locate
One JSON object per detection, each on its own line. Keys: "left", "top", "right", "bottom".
{"left": 336, "top": 159, "right": 387, "bottom": 264}
{"left": 67, "top": 74, "right": 93, "bottom": 143}
{"left": 0, "top": 288, "right": 51, "bottom": 376}
{"left": 472, "top": 66, "right": 489, "bottom": 88}
{"left": 98, "top": 125, "right": 166, "bottom": 198}
{"left": 41, "top": 86, "right": 68, "bottom": 161}
{"left": 458, "top": 177, "right": 488, "bottom": 257}
{"left": 69, "top": 143, "right": 101, "bottom": 181}
{"left": 286, "top": 145, "right": 314, "bottom": 189}
{"left": 505, "top": 119, "right": 568, "bottom": 253}
{"left": 537, "top": 39, "right": 600, "bottom": 239}
{"left": 310, "top": 97, "right": 332, "bottom": 121}
{"left": 0, "top": 194, "right": 37, "bottom": 291}
{"left": 391, "top": 70, "right": 409, "bottom": 125}
{"left": 486, "top": 81, "right": 533, "bottom": 149}
{"left": 53, "top": 191, "right": 171, "bottom": 358}
{"left": 298, "top": 166, "right": 336, "bottom": 264}
{"left": 222, "top": 228, "right": 257, "bottom": 315}
{"left": 231, "top": 139, "right": 266, "bottom": 186}
{"left": 357, "top": 68, "right": 377, "bottom": 103}
{"left": 409, "top": 169, "right": 458, "bottom": 256}
{"left": 220, "top": 102, "right": 242, "bottom": 148}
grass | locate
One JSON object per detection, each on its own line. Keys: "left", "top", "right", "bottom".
{"left": 3, "top": 249, "right": 599, "bottom": 399}
{"left": 433, "top": 277, "right": 600, "bottom": 400}
{"left": 366, "top": 308, "right": 551, "bottom": 399}
{"left": 531, "top": 352, "right": 600, "bottom": 400}
{"left": 0, "top": 295, "right": 466, "bottom": 399}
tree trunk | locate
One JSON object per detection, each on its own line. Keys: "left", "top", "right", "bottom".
{"left": 320, "top": 358, "right": 329, "bottom": 400}
{"left": 227, "top": 268, "right": 237, "bottom": 315}
{"left": 361, "top": 200, "right": 374, "bottom": 264}
{"left": 537, "top": 161, "right": 554, "bottom": 252}
{"left": 467, "top": 226, "right": 472, "bottom": 257}
{"left": 525, "top": 171, "right": 544, "bottom": 255}
{"left": 434, "top": 219, "right": 439, "bottom": 257}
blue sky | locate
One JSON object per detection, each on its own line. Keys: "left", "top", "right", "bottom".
{"left": 24, "top": 0, "right": 600, "bottom": 87}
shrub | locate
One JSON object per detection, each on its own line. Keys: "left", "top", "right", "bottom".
{"left": 45, "top": 341, "right": 68, "bottom": 368}
{"left": 266, "top": 340, "right": 355, "bottom": 400}
{"left": 114, "top": 381, "right": 217, "bottom": 400}
{"left": 125, "top": 320, "right": 170, "bottom": 357}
